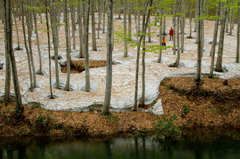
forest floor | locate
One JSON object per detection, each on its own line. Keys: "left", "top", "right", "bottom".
{"left": 1, "top": 77, "right": 240, "bottom": 137}
{"left": 0, "top": 14, "right": 240, "bottom": 113}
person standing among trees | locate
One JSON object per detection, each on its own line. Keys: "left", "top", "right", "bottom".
{"left": 162, "top": 35, "right": 166, "bottom": 50}
{"left": 169, "top": 27, "right": 174, "bottom": 41}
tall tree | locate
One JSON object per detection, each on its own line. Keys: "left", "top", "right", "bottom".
{"left": 237, "top": 1, "right": 240, "bottom": 63}
{"left": 64, "top": 0, "right": 71, "bottom": 91}
{"left": 123, "top": 0, "right": 128, "bottom": 57}
{"left": 45, "top": 0, "right": 54, "bottom": 99}
{"left": 84, "top": 0, "right": 91, "bottom": 92}
{"left": 78, "top": 0, "right": 84, "bottom": 58}
{"left": 209, "top": 2, "right": 221, "bottom": 78}
{"left": 215, "top": 2, "right": 228, "bottom": 72}
{"left": 102, "top": 0, "right": 114, "bottom": 115}
{"left": 91, "top": 0, "right": 97, "bottom": 51}
{"left": 195, "top": 0, "right": 203, "bottom": 84}
{"left": 133, "top": 0, "right": 153, "bottom": 111}
{"left": 4, "top": 0, "right": 23, "bottom": 110}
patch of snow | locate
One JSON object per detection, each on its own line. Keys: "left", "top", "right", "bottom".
{"left": 80, "top": 82, "right": 98, "bottom": 92}
{"left": 148, "top": 99, "right": 164, "bottom": 115}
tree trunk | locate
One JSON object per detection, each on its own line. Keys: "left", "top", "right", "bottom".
{"left": 21, "top": 1, "right": 33, "bottom": 92}
{"left": 45, "top": 0, "right": 54, "bottom": 99}
{"left": 78, "top": 0, "right": 84, "bottom": 58}
{"left": 102, "top": 0, "right": 106, "bottom": 33}
{"left": 97, "top": 0, "right": 102, "bottom": 39}
{"left": 128, "top": 2, "right": 132, "bottom": 40}
{"left": 229, "top": 8, "right": 234, "bottom": 35}
{"left": 180, "top": 0, "right": 185, "bottom": 53}
{"left": 84, "top": 0, "right": 91, "bottom": 92}
{"left": 64, "top": 0, "right": 71, "bottom": 91}
{"left": 188, "top": 0, "right": 192, "bottom": 38}
{"left": 91, "top": 0, "right": 97, "bottom": 51}
{"left": 102, "top": 0, "right": 113, "bottom": 115}
{"left": 133, "top": 0, "right": 153, "bottom": 111}
{"left": 195, "top": 0, "right": 203, "bottom": 83}
{"left": 26, "top": 0, "right": 37, "bottom": 89}
{"left": 4, "top": 0, "right": 23, "bottom": 111}
{"left": 215, "top": 3, "right": 227, "bottom": 72}
{"left": 209, "top": 2, "right": 221, "bottom": 78}
{"left": 50, "top": 0, "right": 60, "bottom": 88}
{"left": 12, "top": 10, "right": 21, "bottom": 50}
{"left": 70, "top": 3, "right": 76, "bottom": 49}
{"left": 173, "top": 2, "right": 177, "bottom": 55}
{"left": 236, "top": 2, "right": 240, "bottom": 63}
{"left": 157, "top": 6, "right": 163, "bottom": 63}
{"left": 123, "top": 0, "right": 128, "bottom": 57}
{"left": 118, "top": 0, "right": 121, "bottom": 19}
{"left": 3, "top": 0, "right": 10, "bottom": 102}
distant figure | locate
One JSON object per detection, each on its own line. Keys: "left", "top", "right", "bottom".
{"left": 162, "top": 36, "right": 166, "bottom": 50}
{"left": 169, "top": 28, "right": 174, "bottom": 41}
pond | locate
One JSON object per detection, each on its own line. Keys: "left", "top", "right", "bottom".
{"left": 0, "top": 132, "right": 240, "bottom": 159}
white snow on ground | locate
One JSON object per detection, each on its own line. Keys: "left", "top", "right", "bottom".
{"left": 0, "top": 14, "right": 240, "bottom": 115}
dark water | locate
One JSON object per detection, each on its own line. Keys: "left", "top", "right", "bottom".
{"left": 0, "top": 133, "right": 240, "bottom": 159}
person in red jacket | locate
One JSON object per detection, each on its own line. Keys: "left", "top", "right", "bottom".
{"left": 169, "top": 28, "right": 174, "bottom": 41}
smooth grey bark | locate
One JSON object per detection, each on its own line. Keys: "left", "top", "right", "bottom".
{"left": 133, "top": 0, "right": 153, "bottom": 111}
{"left": 194, "top": 0, "right": 197, "bottom": 32}
{"left": 148, "top": 18, "right": 151, "bottom": 43}
{"left": 123, "top": 0, "right": 128, "bottom": 57}
{"left": 4, "top": 0, "right": 23, "bottom": 110}
{"left": 64, "top": 0, "right": 71, "bottom": 91}
{"left": 91, "top": 0, "right": 97, "bottom": 51}
{"left": 33, "top": 1, "right": 43, "bottom": 75}
{"left": 118, "top": 0, "right": 122, "bottom": 19}
{"left": 157, "top": 7, "right": 163, "bottom": 63}
{"left": 229, "top": 8, "right": 234, "bottom": 35}
{"left": 21, "top": 2, "right": 33, "bottom": 92}
{"left": 102, "top": 0, "right": 113, "bottom": 115}
{"left": 26, "top": 0, "right": 37, "bottom": 89}
{"left": 102, "top": 0, "right": 106, "bottom": 33}
{"left": 3, "top": 0, "right": 10, "bottom": 102}
{"left": 215, "top": 3, "right": 227, "bottom": 72}
{"left": 236, "top": 2, "right": 240, "bottom": 63}
{"left": 226, "top": 8, "right": 229, "bottom": 33}
{"left": 84, "top": 0, "right": 91, "bottom": 92}
{"left": 163, "top": 13, "right": 166, "bottom": 35}
{"left": 173, "top": 2, "right": 177, "bottom": 55}
{"left": 78, "top": 0, "right": 84, "bottom": 58}
{"left": 12, "top": 10, "right": 21, "bottom": 50}
{"left": 195, "top": 0, "right": 203, "bottom": 83}
{"left": 128, "top": 2, "right": 132, "bottom": 40}
{"left": 209, "top": 2, "right": 221, "bottom": 78}
{"left": 70, "top": 3, "right": 76, "bottom": 50}
{"left": 45, "top": 0, "right": 54, "bottom": 99}
{"left": 180, "top": 0, "right": 185, "bottom": 53}
{"left": 188, "top": 0, "right": 193, "bottom": 38}
{"left": 173, "top": 15, "right": 180, "bottom": 67}
{"left": 50, "top": 0, "right": 60, "bottom": 88}
{"left": 97, "top": 0, "right": 102, "bottom": 39}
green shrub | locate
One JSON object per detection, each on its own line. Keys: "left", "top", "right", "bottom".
{"left": 152, "top": 114, "right": 181, "bottom": 141}
{"left": 180, "top": 105, "right": 190, "bottom": 115}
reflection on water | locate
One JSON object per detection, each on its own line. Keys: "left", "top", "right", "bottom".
{"left": 0, "top": 134, "right": 240, "bottom": 159}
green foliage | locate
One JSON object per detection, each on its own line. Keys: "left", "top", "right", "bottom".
{"left": 152, "top": 114, "right": 181, "bottom": 141}
{"left": 14, "top": 106, "right": 23, "bottom": 116}
{"left": 35, "top": 114, "right": 51, "bottom": 131}
{"left": 106, "top": 113, "right": 120, "bottom": 124}
{"left": 180, "top": 105, "right": 190, "bottom": 115}
{"left": 130, "top": 128, "right": 149, "bottom": 137}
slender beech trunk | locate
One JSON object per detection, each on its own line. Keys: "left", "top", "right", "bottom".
{"left": 229, "top": 8, "right": 233, "bottom": 35}
{"left": 78, "top": 0, "right": 84, "bottom": 58}
{"left": 128, "top": 2, "right": 132, "bottom": 40}
{"left": 173, "top": 2, "right": 177, "bottom": 55}
{"left": 97, "top": 0, "right": 102, "bottom": 39}
{"left": 12, "top": 10, "right": 21, "bottom": 50}
{"left": 91, "top": 0, "right": 97, "bottom": 51}
{"left": 215, "top": 3, "right": 227, "bottom": 72}
{"left": 64, "top": 0, "right": 71, "bottom": 91}
{"left": 45, "top": 1, "right": 54, "bottom": 99}
{"left": 3, "top": 0, "right": 10, "bottom": 101}
{"left": 209, "top": 2, "right": 221, "bottom": 78}
{"left": 70, "top": 3, "right": 76, "bottom": 49}
{"left": 50, "top": 0, "right": 60, "bottom": 88}
{"left": 84, "top": 0, "right": 91, "bottom": 92}
{"left": 180, "top": 0, "right": 185, "bottom": 53}
{"left": 195, "top": 0, "right": 203, "bottom": 83}
{"left": 133, "top": 0, "right": 153, "bottom": 111}
{"left": 102, "top": 0, "right": 113, "bottom": 115}
{"left": 4, "top": 0, "right": 23, "bottom": 111}
{"left": 236, "top": 2, "right": 240, "bottom": 63}
{"left": 118, "top": 0, "right": 121, "bottom": 19}
{"left": 123, "top": 0, "right": 128, "bottom": 57}
{"left": 21, "top": 1, "right": 33, "bottom": 92}
{"left": 102, "top": 0, "right": 106, "bottom": 33}
{"left": 26, "top": 0, "right": 37, "bottom": 89}
{"left": 157, "top": 6, "right": 163, "bottom": 63}
{"left": 188, "top": 0, "right": 192, "bottom": 38}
